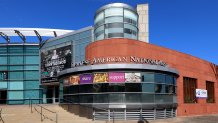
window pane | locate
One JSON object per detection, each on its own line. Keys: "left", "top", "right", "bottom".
{"left": 155, "top": 84, "right": 165, "bottom": 93}
{"left": 25, "top": 56, "right": 39, "bottom": 64}
{"left": 142, "top": 73, "right": 154, "bottom": 82}
{"left": 0, "top": 56, "right": 7, "bottom": 64}
{"left": 9, "top": 72, "right": 23, "bottom": 80}
{"left": 141, "top": 83, "right": 154, "bottom": 92}
{"left": 124, "top": 9, "right": 137, "bottom": 21}
{"left": 141, "top": 94, "right": 154, "bottom": 103}
{"left": 94, "top": 12, "right": 104, "bottom": 24}
{"left": 109, "top": 94, "right": 125, "bottom": 103}
{"left": 125, "top": 83, "right": 141, "bottom": 92}
{"left": 125, "top": 93, "right": 141, "bottom": 103}
{"left": 183, "top": 77, "right": 197, "bottom": 103}
{"left": 9, "top": 56, "right": 23, "bottom": 64}
{"left": 9, "top": 81, "right": 23, "bottom": 90}
{"left": 105, "top": 16, "right": 123, "bottom": 23}
{"left": 206, "top": 81, "right": 215, "bottom": 103}
{"left": 105, "top": 8, "right": 123, "bottom": 17}
{"left": 155, "top": 74, "right": 165, "bottom": 83}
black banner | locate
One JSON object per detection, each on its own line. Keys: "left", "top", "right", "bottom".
{"left": 41, "top": 45, "right": 71, "bottom": 83}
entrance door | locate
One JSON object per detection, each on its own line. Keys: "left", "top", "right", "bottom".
{"left": 0, "top": 90, "right": 7, "bottom": 104}
{"left": 46, "top": 88, "right": 53, "bottom": 103}
{"left": 46, "top": 86, "right": 59, "bottom": 104}
{"left": 55, "top": 86, "right": 59, "bottom": 103}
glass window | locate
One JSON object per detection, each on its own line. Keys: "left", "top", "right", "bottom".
{"left": 165, "top": 85, "right": 174, "bottom": 93}
{"left": 107, "top": 33, "right": 124, "bottom": 38}
{"left": 8, "top": 91, "right": 23, "bottom": 99}
{"left": 9, "top": 56, "right": 23, "bottom": 64}
{"left": 155, "top": 94, "right": 173, "bottom": 103}
{"left": 95, "top": 25, "right": 104, "bottom": 33}
{"left": 24, "top": 81, "right": 39, "bottom": 89}
{"left": 68, "top": 85, "right": 79, "bottom": 94}
{"left": 105, "top": 7, "right": 123, "bottom": 17}
{"left": 124, "top": 33, "right": 137, "bottom": 40}
{"left": 125, "top": 93, "right": 141, "bottom": 103}
{"left": 124, "top": 9, "right": 137, "bottom": 21}
{"left": 155, "top": 74, "right": 165, "bottom": 83}
{"left": 166, "top": 75, "right": 174, "bottom": 84}
{"left": 124, "top": 24, "right": 137, "bottom": 32}
{"left": 25, "top": 56, "right": 39, "bottom": 64}
{"left": 105, "top": 16, "right": 123, "bottom": 23}
{"left": 9, "top": 46, "right": 23, "bottom": 54}
{"left": 25, "top": 46, "right": 39, "bottom": 54}
{"left": 0, "top": 82, "right": 7, "bottom": 89}
{"left": 141, "top": 83, "right": 154, "bottom": 92}
{"left": 0, "top": 56, "right": 7, "bottom": 64}
{"left": 79, "top": 95, "right": 93, "bottom": 103}
{"left": 94, "top": 11, "right": 104, "bottom": 24}
{"left": 93, "top": 94, "right": 108, "bottom": 103}
{"left": 109, "top": 94, "right": 125, "bottom": 103}
{"left": 25, "top": 71, "right": 39, "bottom": 80}
{"left": 9, "top": 71, "right": 23, "bottom": 80}
{"left": 155, "top": 84, "right": 165, "bottom": 93}
{"left": 125, "top": 83, "right": 141, "bottom": 92}
{"left": 183, "top": 77, "right": 197, "bottom": 103}
{"left": 93, "top": 84, "right": 108, "bottom": 93}
{"left": 206, "top": 81, "right": 215, "bottom": 103}
{"left": 0, "top": 71, "right": 7, "bottom": 80}
{"left": 96, "top": 34, "right": 104, "bottom": 40}
{"left": 9, "top": 81, "right": 23, "bottom": 90}
{"left": 142, "top": 73, "right": 155, "bottom": 82}
{"left": 24, "top": 65, "right": 38, "bottom": 70}
{"left": 9, "top": 66, "right": 23, "bottom": 71}
{"left": 79, "top": 84, "right": 93, "bottom": 93}
{"left": 24, "top": 90, "right": 40, "bottom": 99}
{"left": 108, "top": 83, "right": 125, "bottom": 92}
{"left": 0, "top": 46, "right": 7, "bottom": 54}
{"left": 105, "top": 28, "right": 123, "bottom": 34}
{"left": 141, "top": 94, "right": 154, "bottom": 103}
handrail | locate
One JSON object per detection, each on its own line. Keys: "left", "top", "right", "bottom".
{"left": 0, "top": 109, "right": 4, "bottom": 123}
{"left": 30, "top": 99, "right": 58, "bottom": 123}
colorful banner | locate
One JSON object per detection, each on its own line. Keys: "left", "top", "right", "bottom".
{"left": 80, "top": 74, "right": 93, "bottom": 84}
{"left": 125, "top": 73, "right": 141, "bottom": 82}
{"left": 93, "top": 73, "right": 108, "bottom": 83}
{"left": 109, "top": 72, "right": 125, "bottom": 82}
{"left": 69, "top": 75, "right": 80, "bottom": 85}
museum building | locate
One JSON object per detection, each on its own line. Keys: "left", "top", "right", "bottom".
{"left": 39, "top": 3, "right": 218, "bottom": 121}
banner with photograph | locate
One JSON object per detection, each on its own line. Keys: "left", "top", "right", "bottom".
{"left": 125, "top": 73, "right": 141, "bottom": 82}
{"left": 93, "top": 73, "right": 108, "bottom": 83}
{"left": 41, "top": 45, "right": 72, "bottom": 83}
{"left": 69, "top": 75, "right": 80, "bottom": 85}
{"left": 109, "top": 72, "right": 125, "bottom": 83}
{"left": 80, "top": 74, "right": 93, "bottom": 84}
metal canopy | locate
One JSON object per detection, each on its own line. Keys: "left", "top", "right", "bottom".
{"left": 0, "top": 28, "right": 73, "bottom": 43}
{"left": 0, "top": 32, "right": 10, "bottom": 43}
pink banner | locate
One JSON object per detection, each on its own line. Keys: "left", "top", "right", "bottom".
{"left": 109, "top": 72, "right": 125, "bottom": 82}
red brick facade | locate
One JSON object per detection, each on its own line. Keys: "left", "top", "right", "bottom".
{"left": 86, "top": 38, "right": 218, "bottom": 116}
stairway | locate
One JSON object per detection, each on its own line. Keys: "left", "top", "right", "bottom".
{"left": 0, "top": 104, "right": 104, "bottom": 123}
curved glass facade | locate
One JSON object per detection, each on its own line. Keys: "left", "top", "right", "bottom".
{"left": 60, "top": 70, "right": 177, "bottom": 108}
{"left": 94, "top": 3, "right": 138, "bottom": 41}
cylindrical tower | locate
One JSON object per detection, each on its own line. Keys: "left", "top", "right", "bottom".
{"left": 94, "top": 3, "right": 138, "bottom": 41}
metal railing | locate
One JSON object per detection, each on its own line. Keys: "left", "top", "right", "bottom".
{"left": 30, "top": 99, "right": 58, "bottom": 123}
{"left": 0, "top": 109, "right": 4, "bottom": 123}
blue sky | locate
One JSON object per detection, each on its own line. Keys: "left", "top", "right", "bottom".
{"left": 0, "top": 0, "right": 217, "bottom": 64}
